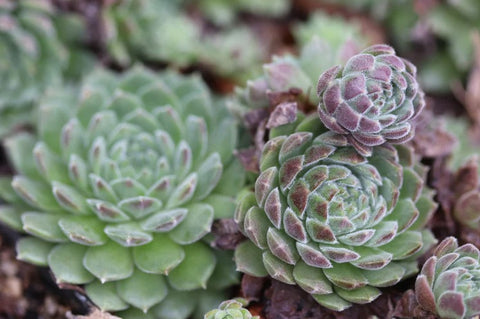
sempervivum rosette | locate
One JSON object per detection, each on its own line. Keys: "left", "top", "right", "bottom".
{"left": 0, "top": 66, "right": 244, "bottom": 319}
{"left": 415, "top": 237, "right": 480, "bottom": 319}
{"left": 228, "top": 14, "right": 365, "bottom": 119}
{"left": 234, "top": 114, "right": 437, "bottom": 311}
{"left": 204, "top": 298, "right": 259, "bottom": 319}
{"left": 317, "top": 44, "right": 425, "bottom": 156}
{"left": 0, "top": 0, "right": 65, "bottom": 137}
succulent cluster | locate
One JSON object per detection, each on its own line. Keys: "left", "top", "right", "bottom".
{"left": 317, "top": 44, "right": 425, "bottom": 156}
{"left": 234, "top": 113, "right": 436, "bottom": 311}
{"left": 2, "top": 1, "right": 479, "bottom": 318}
{"left": 420, "top": 0, "right": 480, "bottom": 92}
{"left": 204, "top": 298, "right": 259, "bottom": 319}
{"left": 415, "top": 237, "right": 480, "bottom": 319}
{"left": 102, "top": 0, "right": 265, "bottom": 82}
{"left": 0, "top": 0, "right": 93, "bottom": 138}
{"left": 0, "top": 66, "right": 244, "bottom": 318}
{"left": 0, "top": 0, "right": 64, "bottom": 137}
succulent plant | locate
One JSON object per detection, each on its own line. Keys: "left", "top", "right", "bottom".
{"left": 420, "top": 0, "right": 480, "bottom": 92}
{"left": 0, "top": 0, "right": 64, "bottom": 137}
{"left": 102, "top": 0, "right": 266, "bottom": 83}
{"left": 415, "top": 237, "right": 480, "bottom": 319}
{"left": 191, "top": 0, "right": 290, "bottom": 26}
{"left": 317, "top": 44, "right": 425, "bottom": 156}
{"left": 204, "top": 298, "right": 259, "bottom": 319}
{"left": 200, "top": 27, "right": 264, "bottom": 83}
{"left": 229, "top": 14, "right": 366, "bottom": 119}
{"left": 0, "top": 66, "right": 245, "bottom": 318}
{"left": 102, "top": 0, "right": 199, "bottom": 67}
{"left": 234, "top": 113, "right": 437, "bottom": 311}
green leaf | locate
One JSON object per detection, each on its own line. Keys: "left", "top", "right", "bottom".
{"left": 234, "top": 240, "right": 268, "bottom": 277}
{"left": 16, "top": 237, "right": 54, "bottom": 266}
{"left": 52, "top": 181, "right": 89, "bottom": 214}
{"left": 153, "top": 106, "right": 184, "bottom": 144}
{"left": 312, "top": 293, "right": 352, "bottom": 311}
{"left": 83, "top": 241, "right": 134, "bottom": 283}
{"left": 173, "top": 141, "right": 192, "bottom": 180}
{"left": 382, "top": 231, "right": 423, "bottom": 260}
{"left": 77, "top": 90, "right": 106, "bottom": 127}
{"left": 68, "top": 154, "right": 89, "bottom": 193}
{"left": 202, "top": 194, "right": 236, "bottom": 219}
{"left": 185, "top": 115, "right": 208, "bottom": 161}
{"left": 116, "top": 269, "right": 168, "bottom": 313}
{"left": 118, "top": 196, "right": 163, "bottom": 219}
{"left": 89, "top": 174, "right": 118, "bottom": 203}
{"left": 48, "top": 243, "right": 94, "bottom": 284}
{"left": 213, "top": 158, "right": 246, "bottom": 197}
{"left": 293, "top": 261, "right": 332, "bottom": 294}
{"left": 0, "top": 205, "right": 23, "bottom": 231}
{"left": 87, "top": 111, "right": 118, "bottom": 142}
{"left": 152, "top": 290, "right": 197, "bottom": 319}
{"left": 168, "top": 242, "right": 216, "bottom": 291}
{"left": 60, "top": 119, "right": 86, "bottom": 160}
{"left": 39, "top": 101, "right": 72, "bottom": 154}
{"left": 322, "top": 262, "right": 368, "bottom": 290}
{"left": 107, "top": 91, "right": 141, "bottom": 118}
{"left": 85, "top": 281, "right": 129, "bottom": 312}
{"left": 21, "top": 212, "right": 68, "bottom": 242}
{"left": 263, "top": 251, "right": 295, "bottom": 284}
{"left": 87, "top": 199, "right": 130, "bottom": 222}
{"left": 167, "top": 173, "right": 197, "bottom": 208}
{"left": 194, "top": 153, "right": 223, "bottom": 200}
{"left": 33, "top": 142, "right": 69, "bottom": 183}
{"left": 334, "top": 285, "right": 381, "bottom": 304}
{"left": 169, "top": 203, "right": 213, "bottom": 244}
{"left": 208, "top": 118, "right": 236, "bottom": 163}
{"left": 58, "top": 215, "right": 107, "bottom": 246}
{"left": 12, "top": 176, "right": 59, "bottom": 211}
{"left": 133, "top": 234, "right": 185, "bottom": 275}
{"left": 140, "top": 208, "right": 188, "bottom": 232}
{"left": 362, "top": 262, "right": 406, "bottom": 287}
{"left": 104, "top": 222, "right": 153, "bottom": 247}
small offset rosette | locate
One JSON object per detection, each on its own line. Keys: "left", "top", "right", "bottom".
{"left": 416, "top": 237, "right": 480, "bottom": 319}
{"left": 317, "top": 44, "right": 425, "bottom": 156}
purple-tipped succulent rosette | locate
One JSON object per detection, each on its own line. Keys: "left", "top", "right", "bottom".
{"left": 317, "top": 44, "right": 425, "bottom": 156}
{"left": 415, "top": 237, "right": 480, "bottom": 319}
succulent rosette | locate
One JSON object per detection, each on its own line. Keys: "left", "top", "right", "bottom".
{"left": 415, "top": 237, "right": 480, "bottom": 319}
{"left": 317, "top": 44, "right": 425, "bottom": 156}
{"left": 228, "top": 14, "right": 365, "bottom": 121}
{"left": 0, "top": 66, "right": 244, "bottom": 319}
{"left": 234, "top": 113, "right": 437, "bottom": 311}
{"left": 204, "top": 298, "right": 259, "bottom": 319}
{"left": 103, "top": 0, "right": 200, "bottom": 67}
{"left": 0, "top": 0, "right": 66, "bottom": 137}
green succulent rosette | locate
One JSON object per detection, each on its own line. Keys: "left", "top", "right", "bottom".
{"left": 204, "top": 298, "right": 259, "bottom": 319}
{"left": 420, "top": 0, "right": 480, "bottom": 93}
{"left": 102, "top": 0, "right": 265, "bottom": 83}
{"left": 234, "top": 113, "right": 437, "bottom": 311}
{"left": 0, "top": 0, "right": 65, "bottom": 137}
{"left": 200, "top": 27, "right": 264, "bottom": 83}
{"left": 229, "top": 14, "right": 365, "bottom": 119}
{"left": 0, "top": 66, "right": 245, "bottom": 319}
{"left": 415, "top": 237, "right": 480, "bottom": 319}
{"left": 103, "top": 0, "right": 199, "bottom": 67}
